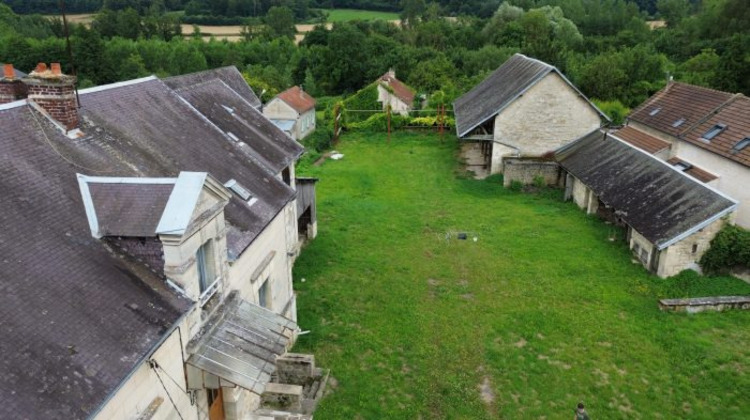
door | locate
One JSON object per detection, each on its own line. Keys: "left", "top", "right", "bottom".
{"left": 207, "top": 388, "right": 224, "bottom": 420}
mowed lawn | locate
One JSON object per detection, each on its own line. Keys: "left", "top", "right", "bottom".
{"left": 292, "top": 132, "right": 750, "bottom": 419}
{"left": 319, "top": 8, "right": 400, "bottom": 22}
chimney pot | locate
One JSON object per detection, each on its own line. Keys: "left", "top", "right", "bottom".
{"left": 3, "top": 64, "right": 14, "bottom": 80}
{"left": 51, "top": 63, "right": 62, "bottom": 75}
{"left": 35, "top": 63, "right": 48, "bottom": 73}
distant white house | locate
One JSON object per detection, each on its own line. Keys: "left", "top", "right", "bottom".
{"left": 376, "top": 69, "right": 415, "bottom": 116}
{"left": 453, "top": 53, "right": 608, "bottom": 176}
{"left": 263, "top": 86, "right": 317, "bottom": 140}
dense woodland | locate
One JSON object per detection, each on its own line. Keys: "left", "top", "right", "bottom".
{"left": 1, "top": 0, "right": 748, "bottom": 118}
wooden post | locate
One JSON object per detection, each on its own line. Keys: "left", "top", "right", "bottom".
{"left": 333, "top": 103, "right": 341, "bottom": 145}
{"left": 387, "top": 105, "right": 391, "bottom": 144}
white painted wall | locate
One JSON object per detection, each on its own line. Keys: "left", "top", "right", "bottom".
{"left": 263, "top": 98, "right": 297, "bottom": 121}
{"left": 491, "top": 73, "right": 602, "bottom": 173}
{"left": 296, "top": 109, "right": 316, "bottom": 140}
{"left": 377, "top": 84, "right": 410, "bottom": 116}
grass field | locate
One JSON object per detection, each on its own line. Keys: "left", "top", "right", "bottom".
{"left": 319, "top": 8, "right": 400, "bottom": 22}
{"left": 292, "top": 131, "right": 750, "bottom": 419}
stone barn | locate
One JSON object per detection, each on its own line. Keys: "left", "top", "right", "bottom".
{"left": 454, "top": 53, "right": 608, "bottom": 177}
{"left": 556, "top": 130, "right": 738, "bottom": 278}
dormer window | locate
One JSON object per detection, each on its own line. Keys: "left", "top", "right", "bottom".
{"left": 649, "top": 107, "right": 661, "bottom": 116}
{"left": 672, "top": 118, "right": 685, "bottom": 128}
{"left": 732, "top": 137, "right": 750, "bottom": 153}
{"left": 224, "top": 179, "right": 252, "bottom": 201}
{"left": 197, "top": 240, "right": 219, "bottom": 306}
{"left": 701, "top": 124, "right": 726, "bottom": 141}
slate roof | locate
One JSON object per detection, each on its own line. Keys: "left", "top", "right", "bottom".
{"left": 453, "top": 53, "right": 607, "bottom": 138}
{"left": 87, "top": 181, "right": 175, "bottom": 237}
{"left": 167, "top": 78, "right": 304, "bottom": 174}
{"left": 378, "top": 73, "right": 415, "bottom": 107}
{"left": 164, "top": 66, "right": 261, "bottom": 108}
{"left": 614, "top": 125, "right": 671, "bottom": 154}
{"left": 628, "top": 82, "right": 733, "bottom": 138}
{"left": 1, "top": 62, "right": 27, "bottom": 79}
{"left": 680, "top": 95, "right": 750, "bottom": 168}
{"left": 557, "top": 130, "right": 736, "bottom": 249}
{"left": 0, "top": 74, "right": 296, "bottom": 418}
{"left": 276, "top": 86, "right": 317, "bottom": 113}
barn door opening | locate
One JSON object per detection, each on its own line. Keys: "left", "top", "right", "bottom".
{"left": 208, "top": 388, "right": 224, "bottom": 420}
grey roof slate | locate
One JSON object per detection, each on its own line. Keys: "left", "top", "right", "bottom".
{"left": 556, "top": 130, "right": 737, "bottom": 249}
{"left": 0, "top": 75, "right": 296, "bottom": 417}
{"left": 164, "top": 66, "right": 261, "bottom": 108}
{"left": 88, "top": 182, "right": 174, "bottom": 237}
{"left": 453, "top": 53, "right": 606, "bottom": 137}
{"left": 168, "top": 78, "right": 304, "bottom": 174}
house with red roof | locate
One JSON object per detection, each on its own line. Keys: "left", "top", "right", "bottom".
{"left": 263, "top": 85, "right": 317, "bottom": 140}
{"left": 615, "top": 82, "right": 750, "bottom": 228}
{"left": 377, "top": 69, "right": 415, "bottom": 116}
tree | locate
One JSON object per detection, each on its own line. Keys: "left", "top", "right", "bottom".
{"left": 265, "top": 6, "right": 296, "bottom": 39}
{"left": 656, "top": 0, "right": 691, "bottom": 27}
{"left": 401, "top": 0, "right": 426, "bottom": 28}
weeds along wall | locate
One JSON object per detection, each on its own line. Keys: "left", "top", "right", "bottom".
{"left": 700, "top": 224, "right": 750, "bottom": 274}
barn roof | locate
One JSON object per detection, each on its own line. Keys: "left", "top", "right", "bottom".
{"left": 0, "top": 74, "right": 295, "bottom": 418}
{"left": 165, "top": 66, "right": 261, "bottom": 108}
{"left": 556, "top": 130, "right": 736, "bottom": 249}
{"left": 454, "top": 53, "right": 606, "bottom": 138}
{"left": 275, "top": 85, "right": 317, "bottom": 113}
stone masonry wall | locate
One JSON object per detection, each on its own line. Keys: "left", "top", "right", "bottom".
{"left": 657, "top": 216, "right": 729, "bottom": 278}
{"left": 502, "top": 158, "right": 561, "bottom": 187}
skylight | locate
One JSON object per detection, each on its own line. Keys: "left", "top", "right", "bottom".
{"left": 672, "top": 118, "right": 685, "bottom": 128}
{"left": 733, "top": 137, "right": 750, "bottom": 153}
{"left": 673, "top": 162, "right": 692, "bottom": 171}
{"left": 649, "top": 107, "right": 661, "bottom": 116}
{"left": 701, "top": 123, "right": 726, "bottom": 141}
{"left": 224, "top": 179, "right": 252, "bottom": 201}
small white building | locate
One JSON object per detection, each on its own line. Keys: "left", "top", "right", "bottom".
{"left": 453, "top": 53, "right": 608, "bottom": 176}
{"left": 263, "top": 86, "right": 317, "bottom": 140}
{"left": 376, "top": 69, "right": 415, "bottom": 116}
{"left": 557, "top": 130, "right": 737, "bottom": 278}
{"left": 617, "top": 82, "right": 750, "bottom": 228}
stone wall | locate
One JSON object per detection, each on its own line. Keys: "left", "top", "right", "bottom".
{"left": 656, "top": 216, "right": 729, "bottom": 278}
{"left": 493, "top": 72, "right": 602, "bottom": 158}
{"left": 659, "top": 296, "right": 750, "bottom": 312}
{"left": 629, "top": 229, "right": 656, "bottom": 270}
{"left": 569, "top": 175, "right": 598, "bottom": 214}
{"left": 502, "top": 158, "right": 561, "bottom": 187}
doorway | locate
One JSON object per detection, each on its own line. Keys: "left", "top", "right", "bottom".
{"left": 207, "top": 388, "right": 224, "bottom": 420}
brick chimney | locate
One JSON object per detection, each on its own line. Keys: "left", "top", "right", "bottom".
{"left": 23, "top": 62, "right": 78, "bottom": 130}
{"left": 0, "top": 63, "right": 28, "bottom": 105}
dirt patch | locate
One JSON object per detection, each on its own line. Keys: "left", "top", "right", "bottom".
{"left": 514, "top": 338, "right": 528, "bottom": 348}
{"left": 461, "top": 293, "right": 475, "bottom": 300}
{"left": 457, "top": 279, "right": 469, "bottom": 287}
{"left": 479, "top": 376, "right": 495, "bottom": 405}
{"left": 427, "top": 278, "right": 441, "bottom": 286}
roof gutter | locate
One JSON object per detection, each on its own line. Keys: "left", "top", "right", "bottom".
{"left": 86, "top": 307, "right": 193, "bottom": 420}
{"left": 657, "top": 203, "right": 738, "bottom": 250}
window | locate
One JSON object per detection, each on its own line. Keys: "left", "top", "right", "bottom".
{"left": 692, "top": 244, "right": 698, "bottom": 254}
{"left": 282, "top": 167, "right": 291, "bottom": 186}
{"left": 649, "top": 107, "right": 661, "bottom": 116}
{"left": 672, "top": 118, "right": 685, "bottom": 128}
{"left": 673, "top": 161, "right": 692, "bottom": 171}
{"left": 701, "top": 124, "right": 726, "bottom": 141}
{"left": 196, "top": 241, "right": 215, "bottom": 293}
{"left": 258, "top": 278, "right": 269, "bottom": 308}
{"left": 732, "top": 137, "right": 750, "bottom": 153}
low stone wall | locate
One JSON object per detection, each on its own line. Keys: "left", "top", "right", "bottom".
{"left": 503, "top": 158, "right": 561, "bottom": 187}
{"left": 659, "top": 296, "right": 750, "bottom": 313}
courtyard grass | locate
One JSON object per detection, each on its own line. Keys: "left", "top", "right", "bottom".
{"left": 292, "top": 131, "right": 750, "bottom": 419}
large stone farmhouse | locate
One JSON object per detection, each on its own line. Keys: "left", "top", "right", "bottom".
{"left": 0, "top": 64, "right": 323, "bottom": 419}
{"left": 615, "top": 82, "right": 750, "bottom": 228}
{"left": 557, "top": 130, "right": 737, "bottom": 278}
{"left": 263, "top": 85, "right": 317, "bottom": 141}
{"left": 453, "top": 53, "right": 608, "bottom": 176}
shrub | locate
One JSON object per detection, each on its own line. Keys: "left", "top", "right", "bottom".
{"left": 533, "top": 175, "right": 546, "bottom": 188}
{"left": 509, "top": 180, "right": 523, "bottom": 192}
{"left": 342, "top": 83, "right": 380, "bottom": 124}
{"left": 347, "top": 112, "right": 410, "bottom": 131}
{"left": 593, "top": 99, "right": 630, "bottom": 125}
{"left": 700, "top": 224, "right": 750, "bottom": 274}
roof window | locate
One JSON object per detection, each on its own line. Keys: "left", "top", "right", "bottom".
{"left": 672, "top": 118, "right": 685, "bottom": 128}
{"left": 224, "top": 179, "right": 252, "bottom": 201}
{"left": 673, "top": 161, "right": 692, "bottom": 172}
{"left": 649, "top": 107, "right": 661, "bottom": 116}
{"left": 732, "top": 137, "right": 750, "bottom": 153}
{"left": 701, "top": 123, "right": 726, "bottom": 141}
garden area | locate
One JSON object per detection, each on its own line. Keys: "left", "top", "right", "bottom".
{"left": 292, "top": 131, "right": 750, "bottom": 419}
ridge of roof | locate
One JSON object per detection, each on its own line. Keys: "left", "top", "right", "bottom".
{"left": 78, "top": 75, "right": 158, "bottom": 95}
{"left": 275, "top": 85, "right": 317, "bottom": 113}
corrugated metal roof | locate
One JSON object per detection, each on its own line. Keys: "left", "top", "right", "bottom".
{"left": 558, "top": 130, "right": 736, "bottom": 248}
{"left": 187, "top": 292, "right": 296, "bottom": 395}
{"left": 454, "top": 54, "right": 606, "bottom": 137}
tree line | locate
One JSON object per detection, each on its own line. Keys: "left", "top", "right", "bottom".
{"left": 1, "top": 0, "right": 748, "bottom": 114}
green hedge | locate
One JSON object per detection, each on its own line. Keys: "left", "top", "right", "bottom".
{"left": 700, "top": 224, "right": 750, "bottom": 274}
{"left": 341, "top": 83, "right": 380, "bottom": 124}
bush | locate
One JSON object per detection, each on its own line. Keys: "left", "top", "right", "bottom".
{"left": 342, "top": 83, "right": 381, "bottom": 124}
{"left": 593, "top": 99, "right": 630, "bottom": 125}
{"left": 509, "top": 180, "right": 523, "bottom": 192}
{"left": 347, "top": 112, "right": 410, "bottom": 131}
{"left": 533, "top": 175, "right": 546, "bottom": 188}
{"left": 700, "top": 224, "right": 750, "bottom": 274}
{"left": 303, "top": 124, "right": 334, "bottom": 152}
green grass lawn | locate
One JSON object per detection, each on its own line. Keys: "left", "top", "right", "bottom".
{"left": 292, "top": 131, "right": 750, "bottom": 419}
{"left": 319, "top": 8, "right": 400, "bottom": 22}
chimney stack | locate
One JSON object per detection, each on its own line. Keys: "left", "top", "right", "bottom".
{"left": 0, "top": 63, "right": 28, "bottom": 105}
{"left": 23, "top": 62, "right": 78, "bottom": 131}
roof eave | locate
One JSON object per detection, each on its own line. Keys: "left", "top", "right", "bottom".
{"left": 656, "top": 203, "right": 738, "bottom": 250}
